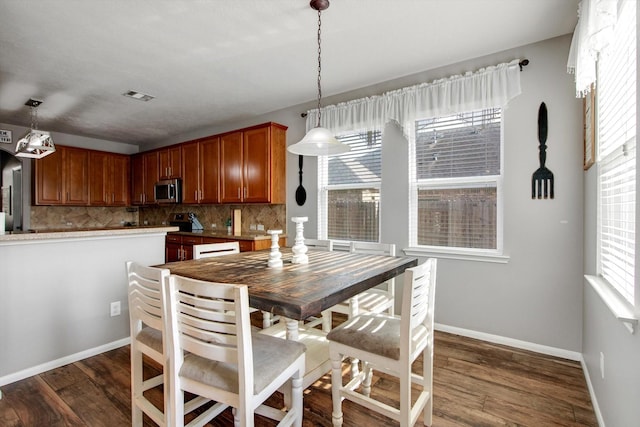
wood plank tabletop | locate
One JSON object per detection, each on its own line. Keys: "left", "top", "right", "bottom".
{"left": 157, "top": 248, "right": 418, "bottom": 321}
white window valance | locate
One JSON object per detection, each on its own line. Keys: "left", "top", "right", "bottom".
{"left": 567, "top": 0, "right": 618, "bottom": 97}
{"left": 305, "top": 59, "right": 522, "bottom": 136}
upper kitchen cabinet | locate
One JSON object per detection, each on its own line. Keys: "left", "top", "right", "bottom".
{"left": 34, "top": 145, "right": 89, "bottom": 205}
{"left": 89, "top": 151, "right": 130, "bottom": 206}
{"left": 131, "top": 151, "right": 159, "bottom": 205}
{"left": 181, "top": 136, "right": 220, "bottom": 204}
{"left": 158, "top": 145, "right": 181, "bottom": 180}
{"left": 219, "top": 122, "right": 286, "bottom": 204}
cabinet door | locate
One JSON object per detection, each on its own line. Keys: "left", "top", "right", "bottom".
{"left": 89, "top": 151, "right": 108, "bottom": 205}
{"left": 165, "top": 242, "right": 182, "bottom": 262}
{"left": 110, "top": 154, "right": 130, "bottom": 206}
{"left": 181, "top": 141, "right": 200, "bottom": 204}
{"left": 34, "top": 147, "right": 64, "bottom": 205}
{"left": 243, "top": 126, "right": 271, "bottom": 203}
{"left": 130, "top": 154, "right": 146, "bottom": 205}
{"left": 220, "top": 131, "right": 243, "bottom": 203}
{"left": 199, "top": 136, "right": 220, "bottom": 203}
{"left": 159, "top": 146, "right": 181, "bottom": 179}
{"left": 143, "top": 151, "right": 159, "bottom": 204}
{"left": 64, "top": 147, "right": 89, "bottom": 205}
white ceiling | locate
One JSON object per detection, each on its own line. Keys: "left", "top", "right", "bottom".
{"left": 0, "top": 0, "right": 578, "bottom": 147}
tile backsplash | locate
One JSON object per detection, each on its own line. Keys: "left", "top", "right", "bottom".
{"left": 30, "top": 206, "right": 140, "bottom": 230}
{"left": 140, "top": 204, "right": 286, "bottom": 234}
{"left": 30, "top": 204, "right": 286, "bottom": 234}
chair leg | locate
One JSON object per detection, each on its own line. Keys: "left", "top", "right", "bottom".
{"left": 330, "top": 356, "right": 344, "bottom": 427}
{"left": 292, "top": 370, "right": 304, "bottom": 427}
{"left": 399, "top": 365, "right": 412, "bottom": 427}
{"left": 424, "top": 345, "right": 434, "bottom": 426}
{"left": 131, "top": 347, "right": 143, "bottom": 427}
{"left": 350, "top": 358, "right": 360, "bottom": 380}
{"left": 322, "top": 309, "right": 332, "bottom": 332}
{"left": 361, "top": 361, "right": 373, "bottom": 397}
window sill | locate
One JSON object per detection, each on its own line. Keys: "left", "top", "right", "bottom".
{"left": 403, "top": 247, "right": 510, "bottom": 264}
{"left": 585, "top": 275, "right": 638, "bottom": 334}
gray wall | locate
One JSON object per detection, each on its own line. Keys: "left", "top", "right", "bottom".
{"left": 165, "top": 34, "right": 585, "bottom": 354}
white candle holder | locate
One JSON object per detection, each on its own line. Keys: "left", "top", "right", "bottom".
{"left": 267, "top": 229, "right": 283, "bottom": 268}
{"left": 291, "top": 216, "right": 308, "bottom": 264}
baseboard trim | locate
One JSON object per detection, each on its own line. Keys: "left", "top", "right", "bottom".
{"left": 435, "top": 323, "right": 582, "bottom": 361}
{"left": 0, "top": 337, "right": 131, "bottom": 387}
{"left": 580, "top": 356, "right": 605, "bottom": 427}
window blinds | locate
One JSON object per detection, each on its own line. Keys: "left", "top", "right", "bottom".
{"left": 597, "top": 0, "right": 636, "bottom": 304}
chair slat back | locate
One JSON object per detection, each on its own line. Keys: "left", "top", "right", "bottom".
{"left": 127, "top": 261, "right": 169, "bottom": 332}
{"left": 349, "top": 241, "right": 396, "bottom": 256}
{"left": 166, "top": 274, "right": 253, "bottom": 374}
{"left": 193, "top": 242, "right": 240, "bottom": 259}
{"left": 304, "top": 239, "right": 333, "bottom": 251}
{"left": 402, "top": 258, "right": 437, "bottom": 333}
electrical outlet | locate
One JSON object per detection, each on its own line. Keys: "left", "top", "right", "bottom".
{"left": 257, "top": 224, "right": 265, "bottom": 231}
{"left": 600, "top": 352, "right": 605, "bottom": 379}
{"left": 250, "top": 224, "right": 257, "bottom": 231}
{"left": 110, "top": 301, "right": 121, "bottom": 317}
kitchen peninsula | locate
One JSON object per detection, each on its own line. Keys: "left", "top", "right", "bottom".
{"left": 0, "top": 225, "right": 176, "bottom": 386}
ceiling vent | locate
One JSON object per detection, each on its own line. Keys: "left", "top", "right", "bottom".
{"left": 122, "top": 90, "right": 155, "bottom": 102}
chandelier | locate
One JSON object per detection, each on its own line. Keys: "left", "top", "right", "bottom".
{"left": 287, "top": 0, "right": 350, "bottom": 156}
{"left": 15, "top": 99, "right": 56, "bottom": 159}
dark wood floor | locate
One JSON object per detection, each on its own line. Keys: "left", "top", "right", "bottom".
{"left": 0, "top": 321, "right": 597, "bottom": 427}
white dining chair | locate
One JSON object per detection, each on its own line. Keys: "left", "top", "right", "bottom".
{"left": 193, "top": 241, "right": 240, "bottom": 259}
{"left": 164, "top": 274, "right": 306, "bottom": 427}
{"left": 327, "top": 258, "right": 437, "bottom": 427}
{"left": 193, "top": 241, "right": 278, "bottom": 329}
{"left": 126, "top": 261, "right": 212, "bottom": 427}
{"left": 321, "top": 242, "right": 396, "bottom": 334}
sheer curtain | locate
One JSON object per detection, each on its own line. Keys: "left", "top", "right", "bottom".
{"left": 567, "top": 0, "right": 618, "bottom": 97}
{"left": 305, "top": 59, "right": 522, "bottom": 136}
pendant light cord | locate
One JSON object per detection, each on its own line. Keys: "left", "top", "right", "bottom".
{"left": 316, "top": 8, "right": 322, "bottom": 127}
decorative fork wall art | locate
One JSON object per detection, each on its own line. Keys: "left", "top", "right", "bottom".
{"left": 532, "top": 102, "right": 554, "bottom": 199}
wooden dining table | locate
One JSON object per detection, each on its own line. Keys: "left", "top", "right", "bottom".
{"left": 157, "top": 246, "right": 418, "bottom": 388}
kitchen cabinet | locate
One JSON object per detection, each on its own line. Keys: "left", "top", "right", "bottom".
{"left": 219, "top": 122, "right": 286, "bottom": 204}
{"left": 131, "top": 151, "right": 159, "bottom": 205}
{"left": 181, "top": 136, "right": 219, "bottom": 204}
{"left": 89, "top": 151, "right": 130, "bottom": 206}
{"left": 34, "top": 145, "right": 89, "bottom": 205}
{"left": 158, "top": 145, "right": 181, "bottom": 179}
{"left": 165, "top": 234, "right": 203, "bottom": 262}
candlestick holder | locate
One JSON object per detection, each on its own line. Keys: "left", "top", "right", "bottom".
{"left": 267, "top": 229, "right": 283, "bottom": 268}
{"left": 291, "top": 216, "right": 308, "bottom": 264}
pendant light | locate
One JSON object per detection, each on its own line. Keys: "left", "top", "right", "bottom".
{"left": 287, "top": 0, "right": 350, "bottom": 156}
{"left": 15, "top": 99, "right": 56, "bottom": 159}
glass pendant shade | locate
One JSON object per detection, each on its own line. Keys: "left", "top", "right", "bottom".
{"left": 288, "top": 127, "right": 350, "bottom": 156}
{"left": 15, "top": 129, "right": 56, "bottom": 159}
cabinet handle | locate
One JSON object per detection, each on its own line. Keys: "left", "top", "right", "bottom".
{"left": 244, "top": 187, "right": 247, "bottom": 198}
{"left": 237, "top": 187, "right": 241, "bottom": 199}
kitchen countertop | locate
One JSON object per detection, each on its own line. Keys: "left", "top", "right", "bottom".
{"left": 0, "top": 225, "right": 179, "bottom": 242}
{"left": 168, "top": 230, "right": 278, "bottom": 241}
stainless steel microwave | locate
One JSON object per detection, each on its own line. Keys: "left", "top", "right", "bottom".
{"left": 154, "top": 178, "right": 182, "bottom": 203}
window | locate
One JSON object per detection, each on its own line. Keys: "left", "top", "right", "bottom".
{"left": 318, "top": 131, "right": 382, "bottom": 242}
{"left": 409, "top": 108, "right": 503, "bottom": 252}
{"left": 597, "top": 0, "right": 636, "bottom": 306}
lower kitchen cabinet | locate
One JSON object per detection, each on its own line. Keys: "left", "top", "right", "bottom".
{"left": 165, "top": 233, "right": 286, "bottom": 262}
